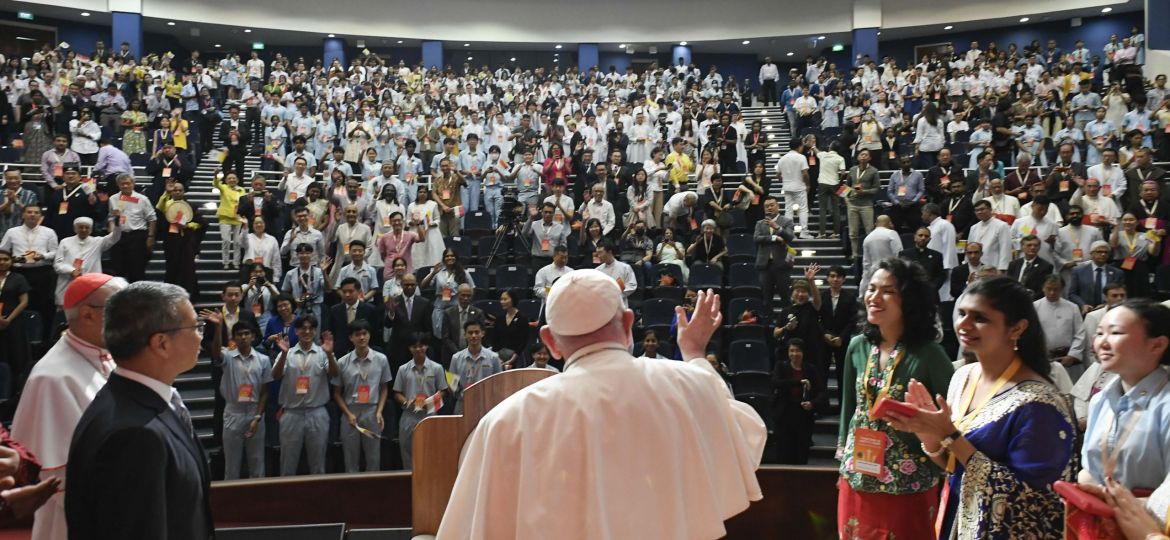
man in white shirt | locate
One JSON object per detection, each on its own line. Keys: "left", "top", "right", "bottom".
{"left": 860, "top": 215, "right": 904, "bottom": 289}
{"left": 280, "top": 157, "right": 315, "bottom": 203}
{"left": 13, "top": 274, "right": 127, "bottom": 540}
{"left": 966, "top": 199, "right": 1013, "bottom": 271}
{"left": 0, "top": 205, "right": 59, "bottom": 334}
{"left": 1053, "top": 204, "right": 1103, "bottom": 282}
{"left": 579, "top": 183, "right": 616, "bottom": 236}
{"left": 775, "top": 139, "right": 811, "bottom": 238}
{"left": 594, "top": 240, "right": 636, "bottom": 305}
{"left": 758, "top": 58, "right": 780, "bottom": 106}
{"left": 1033, "top": 275, "right": 1084, "bottom": 380}
{"left": 1085, "top": 148, "right": 1126, "bottom": 201}
{"left": 437, "top": 275, "right": 764, "bottom": 539}
{"left": 534, "top": 245, "right": 572, "bottom": 300}
{"left": 53, "top": 216, "right": 122, "bottom": 308}
{"left": 980, "top": 178, "right": 1020, "bottom": 219}
{"left": 816, "top": 143, "right": 846, "bottom": 238}
{"left": 1010, "top": 195, "right": 1061, "bottom": 266}
{"left": 922, "top": 204, "right": 958, "bottom": 301}
{"left": 1071, "top": 177, "right": 1121, "bottom": 227}
{"left": 280, "top": 207, "right": 326, "bottom": 265}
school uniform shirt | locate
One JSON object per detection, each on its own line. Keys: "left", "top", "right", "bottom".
{"left": 449, "top": 347, "right": 502, "bottom": 398}
{"left": 219, "top": 348, "right": 274, "bottom": 414}
{"left": 280, "top": 227, "right": 325, "bottom": 264}
{"left": 279, "top": 344, "right": 332, "bottom": 409}
{"left": 332, "top": 349, "right": 393, "bottom": 407}
{"left": 392, "top": 358, "right": 449, "bottom": 408}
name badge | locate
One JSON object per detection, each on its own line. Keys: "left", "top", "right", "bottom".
{"left": 442, "top": 287, "right": 453, "bottom": 301}
{"left": 162, "top": 167, "right": 172, "bottom": 178}
{"left": 540, "top": 238, "right": 551, "bottom": 251}
{"left": 1121, "top": 256, "right": 1137, "bottom": 271}
{"left": 1072, "top": 248, "right": 1084, "bottom": 259}
{"left": 357, "top": 385, "right": 371, "bottom": 404}
{"left": 252, "top": 302, "right": 263, "bottom": 316}
{"left": 850, "top": 427, "right": 888, "bottom": 477}
{"left": 238, "top": 383, "right": 254, "bottom": 402}
{"left": 52, "top": 163, "right": 63, "bottom": 177}
{"left": 897, "top": 186, "right": 907, "bottom": 197}
{"left": 58, "top": 201, "right": 69, "bottom": 215}
{"left": 295, "top": 376, "right": 311, "bottom": 395}
{"left": 1145, "top": 217, "right": 1158, "bottom": 230}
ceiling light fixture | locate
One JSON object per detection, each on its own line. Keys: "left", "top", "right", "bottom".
{"left": 1101, "top": 6, "right": 1113, "bottom": 12}
{"left": 214, "top": 44, "right": 221, "bottom": 48}
{"left": 510, "top": 57, "right": 516, "bottom": 61}
{"left": 786, "top": 52, "right": 794, "bottom": 56}
{"left": 680, "top": 41, "right": 688, "bottom": 46}
{"left": 742, "top": 40, "right": 751, "bottom": 45}
{"left": 244, "top": 29, "right": 251, "bottom": 33}
{"left": 167, "top": 21, "right": 176, "bottom": 26}
{"left": 944, "top": 25, "right": 954, "bottom": 30}
{"left": 463, "top": 43, "right": 470, "bottom": 47}
{"left": 817, "top": 35, "right": 825, "bottom": 40}
{"left": 555, "top": 44, "right": 563, "bottom": 49}
{"left": 396, "top": 40, "right": 403, "bottom": 44}
{"left": 80, "top": 12, "right": 90, "bottom": 16}
{"left": 1019, "top": 17, "right": 1030, "bottom": 22}
{"left": 618, "top": 44, "right": 626, "bottom": 49}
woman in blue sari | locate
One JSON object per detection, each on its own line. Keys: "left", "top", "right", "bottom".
{"left": 887, "top": 277, "right": 1075, "bottom": 539}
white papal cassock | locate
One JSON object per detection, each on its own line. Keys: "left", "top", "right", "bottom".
{"left": 436, "top": 341, "right": 767, "bottom": 540}
{"left": 12, "top": 332, "right": 114, "bottom": 540}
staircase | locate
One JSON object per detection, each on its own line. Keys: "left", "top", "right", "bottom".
{"left": 145, "top": 110, "right": 266, "bottom": 458}
{"left": 742, "top": 105, "right": 848, "bottom": 465}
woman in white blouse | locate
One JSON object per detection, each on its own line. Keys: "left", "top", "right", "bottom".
{"left": 243, "top": 216, "right": 282, "bottom": 282}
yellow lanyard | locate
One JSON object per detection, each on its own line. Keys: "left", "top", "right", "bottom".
{"left": 861, "top": 343, "right": 905, "bottom": 416}
{"left": 947, "top": 358, "right": 1022, "bottom": 473}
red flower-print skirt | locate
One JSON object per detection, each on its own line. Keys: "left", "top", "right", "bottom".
{"left": 837, "top": 478, "right": 940, "bottom": 540}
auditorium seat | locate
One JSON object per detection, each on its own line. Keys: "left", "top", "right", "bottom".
{"left": 728, "top": 296, "right": 769, "bottom": 326}
{"left": 726, "top": 233, "right": 755, "bottom": 264}
{"left": 728, "top": 340, "right": 770, "bottom": 373}
{"left": 446, "top": 236, "right": 472, "bottom": 262}
{"left": 731, "top": 371, "right": 772, "bottom": 399}
{"left": 688, "top": 263, "right": 723, "bottom": 290}
{"left": 494, "top": 265, "right": 531, "bottom": 293}
{"left": 641, "top": 298, "right": 679, "bottom": 328}
{"left": 728, "top": 262, "right": 762, "bottom": 298}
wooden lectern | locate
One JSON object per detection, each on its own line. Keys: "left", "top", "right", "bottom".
{"left": 410, "top": 368, "right": 557, "bottom": 536}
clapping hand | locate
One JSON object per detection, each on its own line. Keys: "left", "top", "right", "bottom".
{"left": 884, "top": 378, "right": 955, "bottom": 447}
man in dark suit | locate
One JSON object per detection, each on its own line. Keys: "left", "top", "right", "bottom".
{"left": 1006, "top": 235, "right": 1055, "bottom": 299}
{"left": 924, "top": 148, "right": 963, "bottom": 204}
{"left": 440, "top": 284, "right": 486, "bottom": 367}
{"left": 145, "top": 142, "right": 195, "bottom": 202}
{"left": 220, "top": 104, "right": 252, "bottom": 180}
{"left": 1067, "top": 241, "right": 1126, "bottom": 314}
{"left": 1044, "top": 143, "right": 1088, "bottom": 213}
{"left": 898, "top": 227, "right": 946, "bottom": 292}
{"left": 950, "top": 241, "right": 986, "bottom": 299}
{"left": 755, "top": 196, "right": 795, "bottom": 311}
{"left": 67, "top": 281, "right": 212, "bottom": 540}
{"left": 943, "top": 174, "right": 977, "bottom": 239}
{"left": 818, "top": 265, "right": 858, "bottom": 401}
{"left": 235, "top": 173, "right": 282, "bottom": 239}
{"left": 384, "top": 274, "right": 433, "bottom": 369}
{"left": 326, "top": 277, "right": 382, "bottom": 357}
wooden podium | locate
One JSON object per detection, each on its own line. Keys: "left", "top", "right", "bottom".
{"left": 410, "top": 368, "right": 557, "bottom": 536}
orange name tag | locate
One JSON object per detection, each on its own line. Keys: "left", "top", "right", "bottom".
{"left": 442, "top": 287, "right": 452, "bottom": 301}
{"left": 1084, "top": 214, "right": 1101, "bottom": 225}
{"left": 897, "top": 186, "right": 907, "bottom": 197}
{"left": 73, "top": 258, "right": 83, "bottom": 268}
{"left": 238, "top": 383, "right": 254, "bottom": 401}
{"left": 940, "top": 176, "right": 950, "bottom": 187}
{"left": 357, "top": 385, "right": 371, "bottom": 404}
{"left": 227, "top": 339, "right": 237, "bottom": 350}
{"left": 1060, "top": 180, "right": 1070, "bottom": 192}
{"left": 808, "top": 155, "right": 817, "bottom": 166}
{"left": 382, "top": 216, "right": 390, "bottom": 227}
{"left": 343, "top": 243, "right": 350, "bottom": 253}
{"left": 58, "top": 202, "right": 69, "bottom": 215}
{"left": 442, "top": 189, "right": 451, "bottom": 199}
{"left": 553, "top": 212, "right": 563, "bottom": 222}
{"left": 254, "top": 207, "right": 262, "bottom": 216}
{"left": 287, "top": 191, "right": 298, "bottom": 202}
{"left": 1102, "top": 184, "right": 1113, "bottom": 197}
{"left": 119, "top": 215, "right": 127, "bottom": 226}
{"left": 1072, "top": 248, "right": 1084, "bottom": 259}
{"left": 524, "top": 177, "right": 533, "bottom": 187}
{"left": 689, "top": 217, "right": 698, "bottom": 230}
{"left": 540, "top": 238, "right": 551, "bottom": 251}
{"left": 120, "top": 194, "right": 139, "bottom": 204}
{"left": 252, "top": 302, "right": 263, "bottom": 316}
{"left": 295, "top": 376, "right": 310, "bottom": 394}
{"left": 52, "top": 163, "right": 63, "bottom": 177}
{"left": 470, "top": 166, "right": 479, "bottom": 174}
{"left": 169, "top": 223, "right": 179, "bottom": 234}
{"left": 413, "top": 393, "right": 427, "bottom": 409}
{"left": 888, "top": 151, "right": 896, "bottom": 160}
{"left": 1145, "top": 217, "right": 1158, "bottom": 230}
{"left": 616, "top": 277, "right": 625, "bottom": 290}
{"left": 850, "top": 427, "right": 888, "bottom": 477}
{"left": 162, "top": 167, "right": 172, "bottom": 178}
{"left": 1121, "top": 256, "right": 1137, "bottom": 270}
{"left": 405, "top": 172, "right": 415, "bottom": 181}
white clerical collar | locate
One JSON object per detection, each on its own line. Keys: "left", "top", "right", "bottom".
{"left": 115, "top": 367, "right": 176, "bottom": 408}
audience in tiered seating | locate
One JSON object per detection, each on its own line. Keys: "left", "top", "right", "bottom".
{"left": 2, "top": 29, "right": 1170, "bottom": 535}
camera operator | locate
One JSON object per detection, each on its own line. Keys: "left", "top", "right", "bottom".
{"left": 508, "top": 149, "right": 543, "bottom": 206}
{"left": 607, "top": 122, "right": 630, "bottom": 163}
{"left": 508, "top": 113, "right": 538, "bottom": 159}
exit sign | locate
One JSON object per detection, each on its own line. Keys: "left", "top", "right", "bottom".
{"left": 251, "top": 42, "right": 265, "bottom": 50}
{"left": 17, "top": 11, "right": 34, "bottom": 20}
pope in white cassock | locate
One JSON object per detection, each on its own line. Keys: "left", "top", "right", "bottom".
{"left": 436, "top": 270, "right": 766, "bottom": 539}
{"left": 12, "top": 273, "right": 127, "bottom": 540}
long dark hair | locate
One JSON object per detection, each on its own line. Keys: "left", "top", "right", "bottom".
{"left": 442, "top": 248, "right": 468, "bottom": 285}
{"left": 961, "top": 277, "right": 1052, "bottom": 381}
{"left": 861, "top": 258, "right": 939, "bottom": 347}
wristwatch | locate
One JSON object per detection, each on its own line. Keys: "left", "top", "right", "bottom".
{"left": 939, "top": 429, "right": 963, "bottom": 450}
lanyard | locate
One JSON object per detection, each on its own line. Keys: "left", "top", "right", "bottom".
{"left": 1099, "top": 374, "right": 1169, "bottom": 479}
{"left": 1123, "top": 230, "right": 1139, "bottom": 254}
{"left": 948, "top": 358, "right": 1023, "bottom": 473}
{"left": 861, "top": 343, "right": 905, "bottom": 415}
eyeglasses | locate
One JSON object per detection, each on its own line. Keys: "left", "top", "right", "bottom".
{"left": 157, "top": 321, "right": 205, "bottom": 335}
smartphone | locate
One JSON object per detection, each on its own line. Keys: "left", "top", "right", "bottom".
{"left": 871, "top": 397, "right": 920, "bottom": 420}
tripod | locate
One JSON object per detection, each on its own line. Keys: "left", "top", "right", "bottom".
{"left": 485, "top": 212, "right": 531, "bottom": 267}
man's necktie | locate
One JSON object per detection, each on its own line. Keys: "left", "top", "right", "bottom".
{"left": 1094, "top": 267, "right": 1104, "bottom": 305}
{"left": 170, "top": 390, "right": 195, "bottom": 438}
{"left": 347, "top": 305, "right": 356, "bottom": 324}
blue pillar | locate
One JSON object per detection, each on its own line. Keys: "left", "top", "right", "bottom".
{"left": 578, "top": 43, "right": 599, "bottom": 74}
{"left": 323, "top": 38, "right": 346, "bottom": 68}
{"left": 111, "top": 12, "right": 143, "bottom": 61}
{"left": 1149, "top": 0, "right": 1169, "bottom": 50}
{"left": 422, "top": 41, "right": 444, "bottom": 70}
{"left": 852, "top": 28, "right": 879, "bottom": 68}
{"left": 671, "top": 45, "right": 692, "bottom": 66}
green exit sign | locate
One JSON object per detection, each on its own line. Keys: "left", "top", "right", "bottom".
{"left": 17, "top": 11, "right": 34, "bottom": 20}
{"left": 832, "top": 43, "right": 845, "bottom": 52}
{"left": 251, "top": 42, "right": 265, "bottom": 50}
